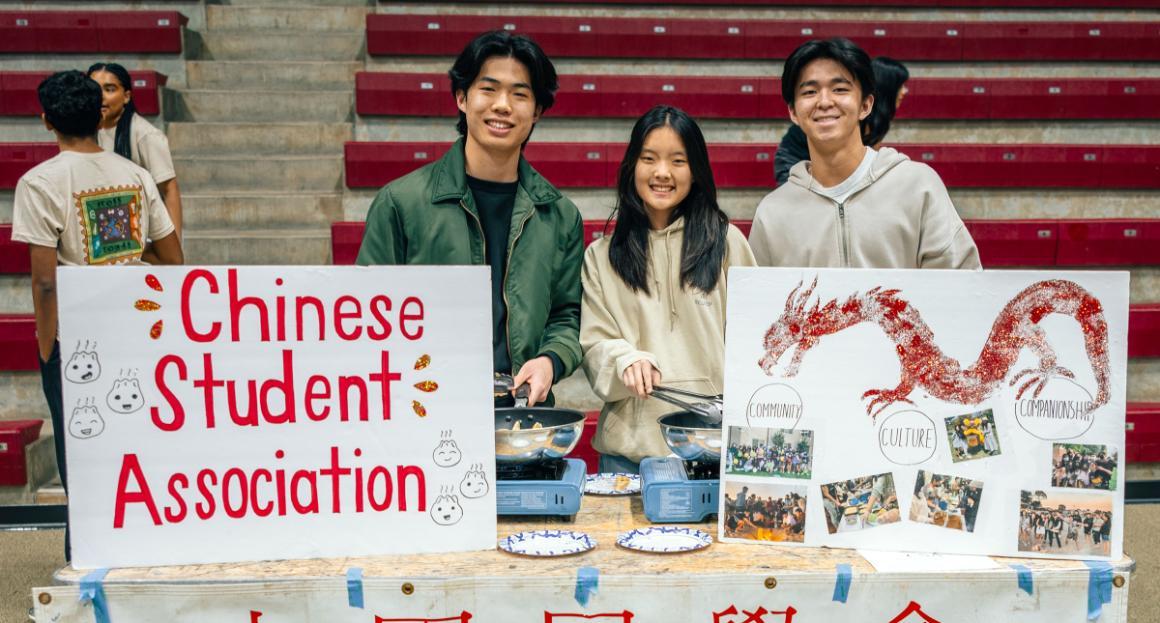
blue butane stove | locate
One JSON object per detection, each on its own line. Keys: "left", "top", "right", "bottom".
{"left": 641, "top": 457, "right": 720, "bottom": 523}
{"left": 496, "top": 457, "right": 586, "bottom": 521}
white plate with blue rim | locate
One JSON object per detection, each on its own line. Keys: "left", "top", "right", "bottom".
{"left": 498, "top": 530, "right": 596, "bottom": 557}
{"left": 616, "top": 526, "right": 713, "bottom": 553}
{"left": 585, "top": 472, "right": 641, "bottom": 496}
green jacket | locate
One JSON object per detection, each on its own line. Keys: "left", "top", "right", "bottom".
{"left": 356, "top": 139, "right": 584, "bottom": 399}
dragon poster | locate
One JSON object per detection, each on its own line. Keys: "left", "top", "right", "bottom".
{"left": 719, "top": 268, "right": 1127, "bottom": 561}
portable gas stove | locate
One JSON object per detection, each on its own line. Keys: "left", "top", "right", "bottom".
{"left": 640, "top": 386, "right": 723, "bottom": 523}
{"left": 496, "top": 457, "right": 586, "bottom": 520}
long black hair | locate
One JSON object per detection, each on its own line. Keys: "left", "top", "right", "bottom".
{"left": 86, "top": 62, "right": 136, "bottom": 160}
{"left": 607, "top": 105, "right": 728, "bottom": 295}
{"left": 863, "top": 57, "right": 910, "bottom": 148}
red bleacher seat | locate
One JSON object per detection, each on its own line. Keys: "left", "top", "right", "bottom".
{"left": 355, "top": 72, "right": 455, "bottom": 117}
{"left": 0, "top": 314, "right": 38, "bottom": 372}
{"left": 343, "top": 142, "right": 451, "bottom": 189}
{"left": 0, "top": 419, "right": 44, "bottom": 486}
{"left": 0, "top": 225, "right": 30, "bottom": 274}
{"left": 1130, "top": 304, "right": 1160, "bottom": 358}
{"left": 963, "top": 220, "right": 1058, "bottom": 267}
{"left": 1127, "top": 402, "right": 1160, "bottom": 463}
{"left": 331, "top": 222, "right": 363, "bottom": 265}
{"left": 0, "top": 143, "right": 57, "bottom": 190}
{"left": 1057, "top": 220, "right": 1160, "bottom": 266}
{"left": 0, "top": 70, "right": 166, "bottom": 117}
{"left": 0, "top": 11, "right": 186, "bottom": 54}
{"left": 570, "top": 411, "right": 600, "bottom": 474}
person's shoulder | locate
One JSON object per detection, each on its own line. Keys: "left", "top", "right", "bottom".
{"left": 375, "top": 159, "right": 440, "bottom": 208}
{"left": 18, "top": 152, "right": 69, "bottom": 185}
{"left": 132, "top": 114, "right": 166, "bottom": 139}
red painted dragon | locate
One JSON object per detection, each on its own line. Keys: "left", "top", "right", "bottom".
{"left": 758, "top": 278, "right": 1111, "bottom": 419}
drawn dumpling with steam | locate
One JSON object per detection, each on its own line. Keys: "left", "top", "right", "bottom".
{"left": 430, "top": 486, "right": 464, "bottom": 526}
{"left": 459, "top": 463, "right": 490, "bottom": 499}
{"left": 68, "top": 398, "right": 105, "bottom": 439}
{"left": 64, "top": 341, "right": 101, "bottom": 384}
{"left": 432, "top": 430, "right": 462, "bottom": 467}
{"left": 107, "top": 371, "right": 145, "bottom": 414}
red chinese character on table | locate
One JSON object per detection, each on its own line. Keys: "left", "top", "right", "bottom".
{"left": 887, "top": 602, "right": 942, "bottom": 623}
{"left": 713, "top": 605, "right": 797, "bottom": 623}
{"left": 544, "top": 611, "right": 634, "bottom": 623}
{"left": 376, "top": 612, "right": 472, "bottom": 623}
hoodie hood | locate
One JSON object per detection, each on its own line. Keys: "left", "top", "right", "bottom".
{"left": 787, "top": 146, "right": 912, "bottom": 196}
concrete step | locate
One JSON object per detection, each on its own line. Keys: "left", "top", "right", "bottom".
{"left": 184, "top": 192, "right": 344, "bottom": 229}
{"left": 0, "top": 372, "right": 48, "bottom": 420}
{"left": 167, "top": 122, "right": 351, "bottom": 155}
{"left": 34, "top": 479, "right": 65, "bottom": 506}
{"left": 357, "top": 117, "right": 1160, "bottom": 146}
{"left": 0, "top": 434, "right": 59, "bottom": 505}
{"left": 172, "top": 90, "right": 353, "bottom": 123}
{"left": 0, "top": 275, "right": 31, "bottom": 314}
{"left": 186, "top": 60, "right": 362, "bottom": 90}
{"left": 210, "top": 0, "right": 371, "bottom": 7}
{"left": 198, "top": 30, "right": 364, "bottom": 61}
{"left": 207, "top": 4, "right": 369, "bottom": 31}
{"left": 174, "top": 155, "right": 344, "bottom": 193}
{"left": 183, "top": 228, "right": 332, "bottom": 264}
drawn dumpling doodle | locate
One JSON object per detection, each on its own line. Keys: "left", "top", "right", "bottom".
{"left": 106, "top": 371, "right": 146, "bottom": 414}
{"left": 459, "top": 463, "right": 490, "bottom": 499}
{"left": 758, "top": 278, "right": 1111, "bottom": 420}
{"left": 432, "top": 430, "right": 463, "bottom": 467}
{"left": 430, "top": 486, "right": 464, "bottom": 526}
{"left": 68, "top": 398, "right": 106, "bottom": 439}
{"left": 64, "top": 340, "right": 102, "bottom": 384}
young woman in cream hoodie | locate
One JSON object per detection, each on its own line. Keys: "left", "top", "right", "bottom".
{"left": 581, "top": 105, "right": 756, "bottom": 473}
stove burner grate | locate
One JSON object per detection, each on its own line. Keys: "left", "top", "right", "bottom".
{"left": 683, "top": 459, "right": 720, "bottom": 481}
{"left": 496, "top": 459, "right": 567, "bottom": 481}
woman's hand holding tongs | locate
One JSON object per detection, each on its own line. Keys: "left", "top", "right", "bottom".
{"left": 622, "top": 359, "right": 661, "bottom": 398}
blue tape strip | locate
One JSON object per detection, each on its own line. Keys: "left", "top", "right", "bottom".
{"left": 1009, "top": 564, "right": 1034, "bottom": 596}
{"left": 346, "top": 567, "right": 364, "bottom": 609}
{"left": 1084, "top": 561, "right": 1114, "bottom": 621}
{"left": 574, "top": 567, "right": 599, "bottom": 607}
{"left": 79, "top": 568, "right": 111, "bottom": 623}
{"left": 832, "top": 563, "right": 852, "bottom": 603}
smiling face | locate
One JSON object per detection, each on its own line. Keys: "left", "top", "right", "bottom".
{"left": 459, "top": 468, "right": 489, "bottom": 499}
{"left": 68, "top": 405, "right": 105, "bottom": 439}
{"left": 432, "top": 439, "right": 463, "bottom": 467}
{"left": 634, "top": 126, "right": 692, "bottom": 230}
{"left": 430, "top": 494, "right": 464, "bottom": 526}
{"left": 64, "top": 350, "right": 101, "bottom": 384}
{"left": 107, "top": 377, "right": 145, "bottom": 414}
{"left": 456, "top": 56, "right": 541, "bottom": 157}
{"left": 789, "top": 58, "right": 873, "bottom": 156}
{"left": 90, "top": 69, "right": 131, "bottom": 128}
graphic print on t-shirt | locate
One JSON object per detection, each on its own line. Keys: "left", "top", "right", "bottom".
{"left": 75, "top": 185, "right": 145, "bottom": 265}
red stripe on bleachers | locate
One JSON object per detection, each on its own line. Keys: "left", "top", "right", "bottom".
{"left": 0, "top": 225, "right": 30, "bottom": 274}
{"left": 0, "top": 70, "right": 167, "bottom": 117}
{"left": 0, "top": 314, "right": 38, "bottom": 371}
{"left": 0, "top": 142, "right": 57, "bottom": 189}
{"left": 0, "top": 11, "right": 187, "bottom": 54}
{"left": 1127, "top": 403, "right": 1160, "bottom": 463}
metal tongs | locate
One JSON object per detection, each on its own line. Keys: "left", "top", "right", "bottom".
{"left": 494, "top": 373, "right": 531, "bottom": 408}
{"left": 650, "top": 385, "right": 723, "bottom": 423}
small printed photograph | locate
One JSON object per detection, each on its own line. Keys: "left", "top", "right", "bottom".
{"left": 722, "top": 481, "right": 807, "bottom": 543}
{"left": 1052, "top": 443, "right": 1118, "bottom": 491}
{"left": 945, "top": 409, "right": 1002, "bottom": 463}
{"left": 909, "top": 470, "right": 984, "bottom": 533}
{"left": 1018, "top": 490, "right": 1112, "bottom": 556}
{"left": 820, "top": 472, "right": 900, "bottom": 535}
{"left": 726, "top": 426, "right": 814, "bottom": 479}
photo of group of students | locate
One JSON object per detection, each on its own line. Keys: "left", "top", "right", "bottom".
{"left": 725, "top": 426, "right": 814, "bottom": 479}
{"left": 821, "top": 473, "right": 900, "bottom": 534}
{"left": 1052, "top": 443, "right": 1118, "bottom": 491}
{"left": 723, "top": 482, "right": 808, "bottom": 543}
{"left": 945, "top": 409, "right": 1002, "bottom": 463}
{"left": 1018, "top": 491, "right": 1112, "bottom": 556}
{"left": 909, "top": 470, "right": 983, "bottom": 533}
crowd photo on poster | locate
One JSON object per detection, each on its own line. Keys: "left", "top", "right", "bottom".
{"left": 1052, "top": 443, "right": 1118, "bottom": 491}
{"left": 723, "top": 482, "right": 807, "bottom": 543}
{"left": 1018, "top": 490, "right": 1112, "bottom": 556}
{"left": 820, "top": 473, "right": 900, "bottom": 535}
{"left": 726, "top": 426, "right": 814, "bottom": 479}
{"left": 908, "top": 470, "right": 983, "bottom": 533}
{"left": 945, "top": 409, "right": 1002, "bottom": 463}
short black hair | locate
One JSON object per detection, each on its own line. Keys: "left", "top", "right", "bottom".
{"left": 38, "top": 70, "right": 102, "bottom": 138}
{"left": 863, "top": 57, "right": 910, "bottom": 147}
{"left": 780, "top": 38, "right": 875, "bottom": 109}
{"left": 447, "top": 30, "right": 558, "bottom": 136}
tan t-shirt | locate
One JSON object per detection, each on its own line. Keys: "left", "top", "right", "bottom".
{"left": 97, "top": 113, "right": 176, "bottom": 184}
{"left": 11, "top": 150, "right": 175, "bottom": 266}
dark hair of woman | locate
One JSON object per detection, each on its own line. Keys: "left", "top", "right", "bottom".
{"left": 447, "top": 30, "right": 558, "bottom": 137}
{"left": 863, "top": 57, "right": 910, "bottom": 148}
{"left": 86, "top": 62, "right": 136, "bottom": 160}
{"left": 607, "top": 105, "right": 728, "bottom": 296}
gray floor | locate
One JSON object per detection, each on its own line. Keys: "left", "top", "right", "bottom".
{"left": 2, "top": 507, "right": 1158, "bottom": 622}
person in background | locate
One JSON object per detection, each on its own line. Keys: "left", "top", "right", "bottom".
{"left": 88, "top": 63, "right": 183, "bottom": 238}
{"left": 749, "top": 38, "right": 979, "bottom": 269}
{"left": 581, "top": 105, "right": 756, "bottom": 474}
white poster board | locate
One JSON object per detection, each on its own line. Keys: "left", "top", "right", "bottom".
{"left": 720, "top": 268, "right": 1127, "bottom": 560}
{"left": 58, "top": 266, "right": 496, "bottom": 569}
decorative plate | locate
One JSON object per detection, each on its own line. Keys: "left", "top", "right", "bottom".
{"left": 585, "top": 472, "right": 642, "bottom": 496}
{"left": 498, "top": 530, "right": 596, "bottom": 557}
{"left": 616, "top": 526, "right": 713, "bottom": 553}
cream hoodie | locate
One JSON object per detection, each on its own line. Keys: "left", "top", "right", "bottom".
{"left": 748, "top": 146, "right": 981, "bottom": 269}
{"left": 580, "top": 218, "right": 756, "bottom": 462}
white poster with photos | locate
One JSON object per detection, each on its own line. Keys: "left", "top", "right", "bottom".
{"left": 719, "top": 267, "right": 1126, "bottom": 560}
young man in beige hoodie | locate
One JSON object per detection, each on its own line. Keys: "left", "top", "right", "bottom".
{"left": 748, "top": 38, "right": 980, "bottom": 270}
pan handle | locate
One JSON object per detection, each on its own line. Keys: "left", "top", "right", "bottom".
{"left": 494, "top": 373, "right": 531, "bottom": 408}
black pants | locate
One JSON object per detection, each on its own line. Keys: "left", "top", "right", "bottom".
{"left": 39, "top": 341, "right": 70, "bottom": 561}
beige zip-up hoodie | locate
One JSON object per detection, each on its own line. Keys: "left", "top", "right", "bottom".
{"left": 580, "top": 218, "right": 756, "bottom": 462}
{"left": 748, "top": 146, "right": 981, "bottom": 269}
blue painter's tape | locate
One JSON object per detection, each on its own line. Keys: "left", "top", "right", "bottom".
{"left": 1010, "top": 564, "right": 1034, "bottom": 596}
{"left": 1084, "top": 561, "right": 1114, "bottom": 621}
{"left": 574, "top": 567, "right": 599, "bottom": 607}
{"left": 347, "top": 567, "right": 365, "bottom": 609}
{"left": 832, "top": 563, "right": 852, "bottom": 603}
{"left": 79, "top": 568, "right": 111, "bottom": 623}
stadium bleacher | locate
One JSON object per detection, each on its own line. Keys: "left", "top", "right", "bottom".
{"left": 0, "top": 11, "right": 187, "bottom": 54}
{"left": 0, "top": 70, "right": 166, "bottom": 117}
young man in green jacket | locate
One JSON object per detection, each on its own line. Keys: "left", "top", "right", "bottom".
{"left": 357, "top": 31, "right": 583, "bottom": 407}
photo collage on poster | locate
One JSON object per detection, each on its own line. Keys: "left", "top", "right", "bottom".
{"left": 723, "top": 426, "right": 811, "bottom": 543}
{"left": 1016, "top": 441, "right": 1118, "bottom": 557}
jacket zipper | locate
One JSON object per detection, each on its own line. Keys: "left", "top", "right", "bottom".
{"left": 837, "top": 202, "right": 851, "bottom": 268}
{"left": 503, "top": 208, "right": 536, "bottom": 373}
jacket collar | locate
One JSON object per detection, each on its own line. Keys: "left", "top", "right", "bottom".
{"left": 430, "top": 137, "right": 564, "bottom": 205}
{"left": 788, "top": 145, "right": 910, "bottom": 197}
